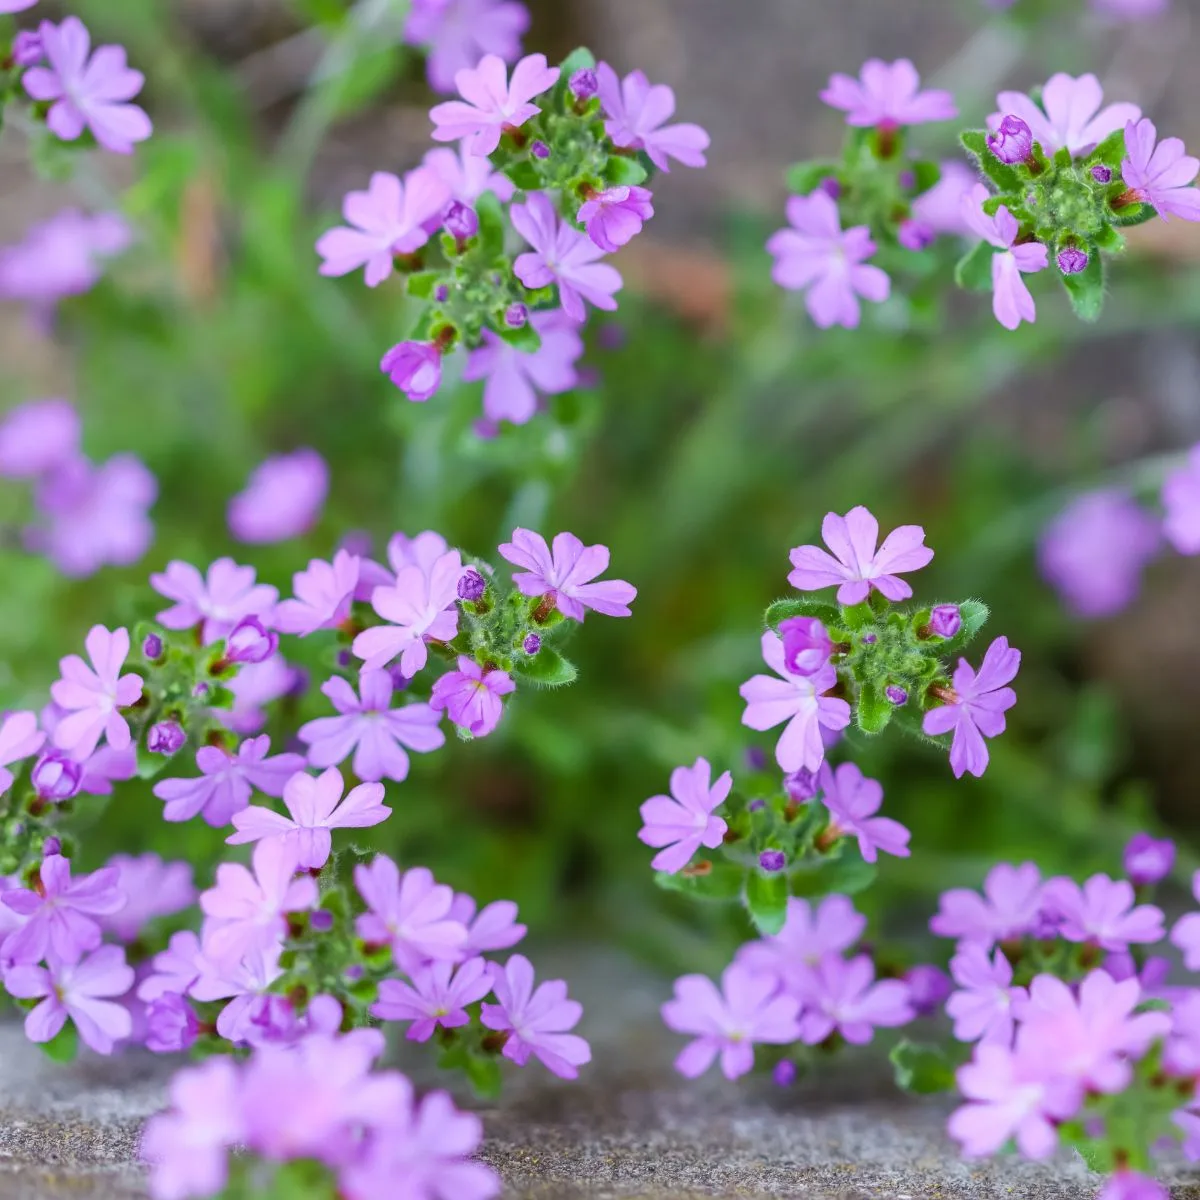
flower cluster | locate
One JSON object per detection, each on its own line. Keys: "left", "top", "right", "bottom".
{"left": 316, "top": 46, "right": 708, "bottom": 427}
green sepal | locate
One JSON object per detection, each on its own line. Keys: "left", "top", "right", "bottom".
{"left": 890, "top": 1039, "right": 960, "bottom": 1095}
{"left": 1089, "top": 127, "right": 1127, "bottom": 169}
{"left": 512, "top": 647, "right": 577, "bottom": 688}
{"left": 1061, "top": 248, "right": 1105, "bottom": 322}
{"left": 960, "top": 131, "right": 1021, "bottom": 193}
{"left": 785, "top": 160, "right": 840, "bottom": 196}
{"left": 406, "top": 271, "right": 441, "bottom": 299}
{"left": 855, "top": 681, "right": 893, "bottom": 735}
{"left": 1093, "top": 222, "right": 1125, "bottom": 253}
{"left": 744, "top": 870, "right": 788, "bottom": 935}
{"left": 604, "top": 156, "right": 648, "bottom": 187}
{"left": 1109, "top": 201, "right": 1159, "bottom": 227}
{"left": 1053, "top": 145, "right": 1072, "bottom": 169}
{"left": 503, "top": 160, "right": 542, "bottom": 192}
{"left": 557, "top": 46, "right": 597, "bottom": 78}
{"left": 654, "top": 861, "right": 746, "bottom": 902}
{"left": 497, "top": 321, "right": 542, "bottom": 353}
{"left": 954, "top": 240, "right": 994, "bottom": 292}
{"left": 910, "top": 160, "right": 941, "bottom": 194}
{"left": 40, "top": 1021, "right": 78, "bottom": 1064}
{"left": 475, "top": 190, "right": 507, "bottom": 259}
{"left": 763, "top": 596, "right": 841, "bottom": 630}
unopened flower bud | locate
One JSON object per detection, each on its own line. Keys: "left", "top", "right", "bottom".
{"left": 1057, "top": 245, "right": 1088, "bottom": 275}
{"left": 759, "top": 850, "right": 787, "bottom": 873}
{"left": 1123, "top": 833, "right": 1175, "bottom": 886}
{"left": 779, "top": 616, "right": 833, "bottom": 676}
{"left": 42, "top": 836, "right": 62, "bottom": 857}
{"left": 784, "top": 767, "right": 819, "bottom": 802}
{"left": 505, "top": 303, "right": 529, "bottom": 328}
{"left": 522, "top": 633, "right": 542, "bottom": 656}
{"left": 1091, "top": 164, "right": 1113, "bottom": 184}
{"left": 744, "top": 746, "right": 767, "bottom": 772}
{"left": 145, "top": 994, "right": 199, "bottom": 1054}
{"left": 434, "top": 284, "right": 449, "bottom": 302}
{"left": 457, "top": 569, "right": 487, "bottom": 602}
{"left": 904, "top": 964, "right": 951, "bottom": 1016}
{"left": 569, "top": 68, "right": 598, "bottom": 101}
{"left": 11, "top": 31, "right": 44, "bottom": 68}
{"left": 532, "top": 141, "right": 550, "bottom": 160}
{"left": 861, "top": 633, "right": 877, "bottom": 645}
{"left": 443, "top": 201, "right": 479, "bottom": 241}
{"left": 148, "top": 721, "right": 186, "bottom": 756}
{"left": 898, "top": 219, "right": 933, "bottom": 251}
{"left": 885, "top": 685, "right": 908, "bottom": 706}
{"left": 773, "top": 1060, "right": 797, "bottom": 1087}
{"left": 747, "top": 798, "right": 766, "bottom": 813}
{"left": 818, "top": 177, "right": 841, "bottom": 200}
{"left": 928, "top": 604, "right": 961, "bottom": 638}
{"left": 142, "top": 633, "right": 164, "bottom": 661}
{"left": 225, "top": 617, "right": 277, "bottom": 665}
{"left": 987, "top": 114, "right": 1033, "bottom": 165}
{"left": 31, "top": 753, "right": 82, "bottom": 802}
{"left": 310, "top": 910, "right": 335, "bottom": 933}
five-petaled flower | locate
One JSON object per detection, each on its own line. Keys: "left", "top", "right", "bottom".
{"left": 990, "top": 73, "right": 1140, "bottom": 158}
{"left": 820, "top": 58, "right": 957, "bottom": 129}
{"left": 50, "top": 625, "right": 143, "bottom": 760}
{"left": 498, "top": 527, "right": 636, "bottom": 620}
{"left": 1121, "top": 118, "right": 1200, "bottom": 222}
{"left": 595, "top": 63, "right": 710, "bottom": 171}
{"left": 638, "top": 757, "right": 731, "bottom": 874}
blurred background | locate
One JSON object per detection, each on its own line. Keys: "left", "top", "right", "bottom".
{"left": 4, "top": 0, "right": 1200, "bottom": 979}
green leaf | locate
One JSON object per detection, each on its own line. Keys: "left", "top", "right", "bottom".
{"left": 654, "top": 860, "right": 746, "bottom": 902}
{"left": 959, "top": 130, "right": 1021, "bottom": 193}
{"left": 406, "top": 271, "right": 441, "bottom": 299}
{"left": 475, "top": 190, "right": 506, "bottom": 259}
{"left": 855, "top": 681, "right": 893, "bottom": 735}
{"left": 1053, "top": 146, "right": 1072, "bottom": 169}
{"left": 503, "top": 160, "right": 542, "bottom": 191}
{"left": 910, "top": 160, "right": 941, "bottom": 195}
{"left": 558, "top": 46, "right": 597, "bottom": 78}
{"left": 513, "top": 647, "right": 577, "bottom": 688}
{"left": 604, "top": 155, "right": 648, "bottom": 187}
{"left": 1093, "top": 222, "right": 1125, "bottom": 253}
{"left": 954, "top": 241, "right": 994, "bottom": 292}
{"left": 790, "top": 848, "right": 876, "bottom": 898}
{"left": 890, "top": 1040, "right": 959, "bottom": 1095}
{"left": 1060, "top": 248, "right": 1105, "bottom": 322}
{"left": 763, "top": 597, "right": 841, "bottom": 630}
{"left": 745, "top": 870, "right": 788, "bottom": 935}
{"left": 497, "top": 321, "right": 542, "bottom": 353}
{"left": 40, "top": 1021, "right": 78, "bottom": 1064}
{"left": 465, "top": 1052, "right": 503, "bottom": 1100}
{"left": 1089, "top": 127, "right": 1127, "bottom": 169}
{"left": 785, "top": 160, "right": 840, "bottom": 196}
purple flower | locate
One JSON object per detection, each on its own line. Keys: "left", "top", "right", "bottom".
{"left": 987, "top": 114, "right": 1033, "bottom": 164}
{"left": 767, "top": 191, "right": 890, "bottom": 329}
{"left": 30, "top": 751, "right": 82, "bottom": 801}
{"left": 922, "top": 636, "right": 1020, "bottom": 779}
{"left": 152, "top": 735, "right": 306, "bottom": 826}
{"left": 0, "top": 399, "right": 79, "bottom": 478}
{"left": 354, "top": 550, "right": 464, "bottom": 675}
{"left": 931, "top": 861, "right": 1043, "bottom": 946}
{"left": 381, "top": 341, "right": 443, "bottom": 402}
{"left": 151, "top": 557, "right": 277, "bottom": 645}
{"left": 442, "top": 199, "right": 480, "bottom": 242}
{"left": 960, "top": 185, "right": 1048, "bottom": 331}
{"left": 200, "top": 840, "right": 317, "bottom": 965}
{"left": 1042, "top": 871, "right": 1168, "bottom": 950}
{"left": 1124, "top": 833, "right": 1175, "bottom": 886}
{"left": 5, "top": 944, "right": 133, "bottom": 1053}
{"left": 1163, "top": 444, "right": 1200, "bottom": 554}
{"left": 948, "top": 1043, "right": 1081, "bottom": 1159}
{"left": 1122, "top": 117, "right": 1200, "bottom": 222}
{"left": 820, "top": 58, "right": 957, "bottom": 128}
{"left": 991, "top": 73, "right": 1140, "bottom": 158}
{"left": 481, "top": 954, "right": 591, "bottom": 1078}
{"left": 354, "top": 856, "right": 467, "bottom": 972}
{"left": 2, "top": 854, "right": 125, "bottom": 966}
{"left": 147, "top": 721, "right": 185, "bottom": 756}
{"left": 49, "top": 625, "right": 142, "bottom": 759}
{"left": 359, "top": 529, "right": 452, "bottom": 598}
{"left": 222, "top": 617, "right": 278, "bottom": 666}
{"left": 0, "top": 711, "right": 45, "bottom": 793}
{"left": 661, "top": 962, "right": 799, "bottom": 1079}
{"left": 144, "top": 992, "right": 200, "bottom": 1054}
{"left": 595, "top": 63, "right": 709, "bottom": 171}
{"left": 450, "top": 892, "right": 527, "bottom": 957}
{"left": 430, "top": 657, "right": 515, "bottom": 738}
{"left": 12, "top": 29, "right": 44, "bottom": 67}
{"left": 570, "top": 67, "right": 598, "bottom": 101}
{"left": 0, "top": 1, "right": 39, "bottom": 13}
{"left": 511, "top": 192, "right": 623, "bottom": 322}
{"left": 787, "top": 506, "right": 933, "bottom": 604}
{"left": 637, "top": 757, "right": 731, "bottom": 874}
{"left": 299, "top": 669, "right": 444, "bottom": 783}
{"left": 98, "top": 854, "right": 195, "bottom": 943}
{"left": 228, "top": 767, "right": 390, "bottom": 870}
{"left": 498, "top": 527, "right": 636, "bottom": 619}
{"left": 421, "top": 143, "right": 515, "bottom": 205}
{"left": 736, "top": 895, "right": 866, "bottom": 994}
{"left": 189, "top": 943, "right": 286, "bottom": 1044}
{"left": 226, "top": 448, "right": 328, "bottom": 544}
{"left": 910, "top": 161, "right": 981, "bottom": 238}
{"left": 739, "top": 632, "right": 851, "bottom": 774}
{"left": 778, "top": 617, "right": 833, "bottom": 675}
{"left": 316, "top": 168, "right": 451, "bottom": 286}
{"left": 817, "top": 761, "right": 910, "bottom": 864}
{"left": 578, "top": 186, "right": 654, "bottom": 253}
{"left": 22, "top": 18, "right": 151, "bottom": 154}
{"left": 1037, "top": 490, "right": 1160, "bottom": 618}
{"left": 0, "top": 210, "right": 130, "bottom": 313}
{"left": 372, "top": 956, "right": 492, "bottom": 1040}
{"left": 1097, "top": 1175, "right": 1169, "bottom": 1200}
{"left": 405, "top": 0, "right": 529, "bottom": 94}
{"left": 905, "top": 964, "right": 952, "bottom": 1016}
{"left": 274, "top": 552, "right": 360, "bottom": 637}
{"left": 1171, "top": 872, "right": 1200, "bottom": 969}
{"left": 946, "top": 944, "right": 1025, "bottom": 1044}
{"left": 27, "top": 453, "right": 156, "bottom": 577}
{"left": 429, "top": 52, "right": 559, "bottom": 155}
{"left": 794, "top": 953, "right": 914, "bottom": 1045}
{"left": 462, "top": 309, "right": 584, "bottom": 426}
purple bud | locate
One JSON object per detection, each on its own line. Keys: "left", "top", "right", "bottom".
{"left": 597, "top": 323, "right": 626, "bottom": 351}
{"left": 192, "top": 682, "right": 210, "bottom": 700}
{"left": 339, "top": 530, "right": 374, "bottom": 558}
{"left": 898, "top": 169, "right": 916, "bottom": 190}
{"left": 142, "top": 633, "right": 164, "bottom": 661}
{"left": 443, "top": 201, "right": 479, "bottom": 241}
{"left": 287, "top": 667, "right": 311, "bottom": 700}
{"left": 310, "top": 910, "right": 335, "bottom": 933}
{"left": 434, "top": 285, "right": 449, "bottom": 303}
{"left": 1057, "top": 246, "right": 1088, "bottom": 275}
{"left": 904, "top": 965, "right": 952, "bottom": 1016}
{"left": 898, "top": 219, "right": 934, "bottom": 251}
{"left": 344, "top": 963, "right": 365, "bottom": 983}
{"left": 31, "top": 753, "right": 82, "bottom": 802}
{"left": 11, "top": 31, "right": 44, "bottom": 68}
{"left": 861, "top": 633, "right": 877, "bottom": 645}
{"left": 532, "top": 141, "right": 551, "bottom": 160}
{"left": 773, "top": 1060, "right": 797, "bottom": 1087}
{"left": 987, "top": 114, "right": 1033, "bottom": 165}
{"left": 145, "top": 993, "right": 200, "bottom": 1054}
{"left": 505, "top": 302, "right": 529, "bottom": 328}
{"left": 570, "top": 67, "right": 599, "bottom": 101}
{"left": 759, "top": 850, "right": 787, "bottom": 873}
{"left": 336, "top": 649, "right": 353, "bottom": 668}
{"left": 779, "top": 616, "right": 833, "bottom": 675}
{"left": 1123, "top": 833, "right": 1175, "bottom": 886}
{"left": 744, "top": 746, "right": 767, "bottom": 772}
{"left": 1091, "top": 164, "right": 1113, "bottom": 184}
{"left": 885, "top": 685, "right": 908, "bottom": 706}
{"left": 225, "top": 617, "right": 278, "bottom": 665}
{"left": 457, "top": 569, "right": 487, "bottom": 602}
{"left": 388, "top": 664, "right": 411, "bottom": 692}
{"left": 747, "top": 798, "right": 766, "bottom": 813}
{"left": 522, "top": 633, "right": 541, "bottom": 656}
{"left": 147, "top": 721, "right": 186, "bottom": 756}
{"left": 784, "top": 768, "right": 819, "bottom": 803}
{"left": 42, "top": 836, "right": 62, "bottom": 857}
{"left": 928, "top": 604, "right": 962, "bottom": 639}
{"left": 818, "top": 177, "right": 841, "bottom": 200}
